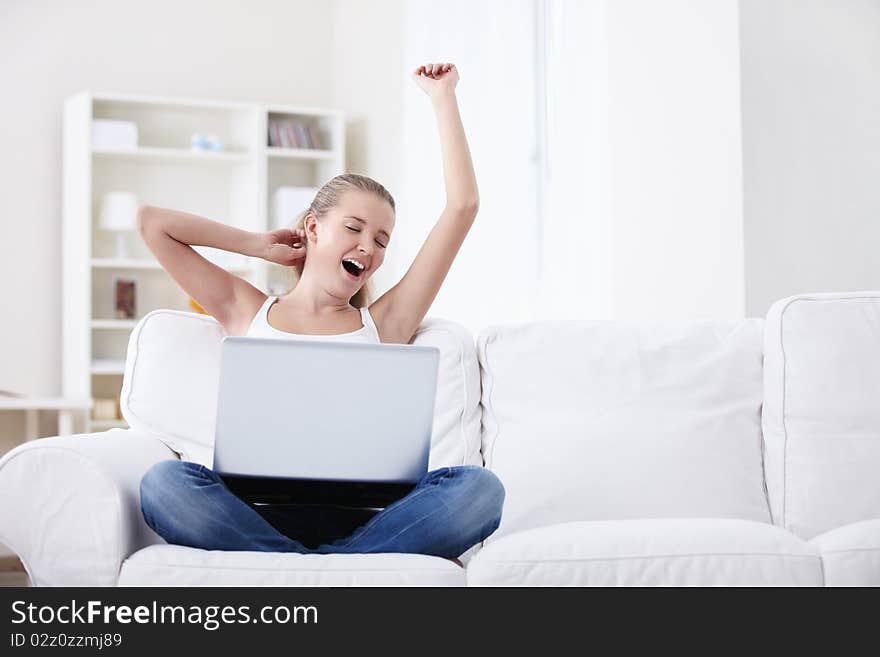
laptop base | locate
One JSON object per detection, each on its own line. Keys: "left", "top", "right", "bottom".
{"left": 220, "top": 474, "right": 417, "bottom": 509}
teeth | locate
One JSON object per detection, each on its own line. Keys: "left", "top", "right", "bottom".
{"left": 343, "top": 258, "right": 365, "bottom": 270}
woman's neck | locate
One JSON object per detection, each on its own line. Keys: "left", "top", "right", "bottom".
{"left": 278, "top": 277, "right": 355, "bottom": 317}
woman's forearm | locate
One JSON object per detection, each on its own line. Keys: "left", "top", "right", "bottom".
{"left": 431, "top": 90, "right": 479, "bottom": 211}
{"left": 137, "top": 205, "right": 264, "bottom": 258}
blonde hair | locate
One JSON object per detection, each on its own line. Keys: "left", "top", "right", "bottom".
{"left": 285, "top": 173, "right": 395, "bottom": 308}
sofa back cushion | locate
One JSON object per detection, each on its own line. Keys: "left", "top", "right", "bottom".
{"left": 120, "top": 310, "right": 482, "bottom": 469}
{"left": 477, "top": 319, "right": 771, "bottom": 542}
{"left": 762, "top": 292, "right": 880, "bottom": 539}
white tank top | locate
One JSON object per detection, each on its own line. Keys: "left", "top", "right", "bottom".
{"left": 245, "top": 295, "right": 381, "bottom": 344}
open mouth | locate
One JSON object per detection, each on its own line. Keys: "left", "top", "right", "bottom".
{"left": 341, "top": 260, "right": 364, "bottom": 280}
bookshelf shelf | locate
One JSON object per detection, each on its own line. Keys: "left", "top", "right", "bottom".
{"left": 0, "top": 397, "right": 93, "bottom": 411}
{"left": 90, "top": 359, "right": 126, "bottom": 375}
{"left": 64, "top": 91, "right": 346, "bottom": 434}
{"left": 91, "top": 320, "right": 139, "bottom": 329}
{"left": 91, "top": 258, "right": 163, "bottom": 269}
{"left": 266, "top": 147, "right": 335, "bottom": 161}
{"left": 93, "top": 146, "right": 251, "bottom": 165}
{"left": 90, "top": 257, "right": 253, "bottom": 273}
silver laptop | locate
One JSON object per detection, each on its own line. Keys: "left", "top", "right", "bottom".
{"left": 212, "top": 337, "right": 440, "bottom": 485}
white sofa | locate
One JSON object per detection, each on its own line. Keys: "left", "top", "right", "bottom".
{"left": 1, "top": 291, "right": 878, "bottom": 586}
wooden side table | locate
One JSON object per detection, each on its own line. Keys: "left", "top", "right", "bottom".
{"left": 0, "top": 397, "right": 94, "bottom": 441}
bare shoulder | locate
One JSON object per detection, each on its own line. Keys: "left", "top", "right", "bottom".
{"left": 222, "top": 287, "right": 269, "bottom": 337}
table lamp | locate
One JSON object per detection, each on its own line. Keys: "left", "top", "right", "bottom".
{"left": 99, "top": 191, "right": 139, "bottom": 258}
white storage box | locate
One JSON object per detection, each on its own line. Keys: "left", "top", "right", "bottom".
{"left": 92, "top": 119, "right": 139, "bottom": 149}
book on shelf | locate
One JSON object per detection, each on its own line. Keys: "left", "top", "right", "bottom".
{"left": 307, "top": 124, "right": 322, "bottom": 149}
{"left": 293, "top": 123, "right": 314, "bottom": 148}
{"left": 285, "top": 122, "right": 298, "bottom": 148}
{"left": 267, "top": 119, "right": 323, "bottom": 150}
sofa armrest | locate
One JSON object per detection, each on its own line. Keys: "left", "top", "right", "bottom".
{"left": 0, "top": 428, "right": 178, "bottom": 586}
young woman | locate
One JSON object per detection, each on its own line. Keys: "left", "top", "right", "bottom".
{"left": 137, "top": 63, "right": 505, "bottom": 562}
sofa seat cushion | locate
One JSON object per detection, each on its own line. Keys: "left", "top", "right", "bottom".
{"left": 809, "top": 519, "right": 880, "bottom": 586}
{"left": 466, "top": 518, "right": 822, "bottom": 586}
{"left": 118, "top": 544, "right": 465, "bottom": 586}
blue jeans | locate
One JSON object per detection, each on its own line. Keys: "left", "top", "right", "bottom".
{"left": 140, "top": 460, "right": 505, "bottom": 558}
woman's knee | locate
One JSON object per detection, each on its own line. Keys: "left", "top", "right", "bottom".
{"left": 140, "top": 460, "right": 203, "bottom": 507}
{"left": 139, "top": 460, "right": 219, "bottom": 540}
{"left": 429, "top": 466, "right": 504, "bottom": 551}
{"left": 458, "top": 465, "right": 504, "bottom": 496}
{"left": 448, "top": 466, "right": 506, "bottom": 522}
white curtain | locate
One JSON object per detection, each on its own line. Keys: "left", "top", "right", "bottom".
{"left": 398, "top": 0, "right": 615, "bottom": 332}
{"left": 398, "top": 0, "right": 539, "bottom": 336}
{"left": 537, "top": 0, "right": 613, "bottom": 320}
{"left": 396, "top": 1, "right": 745, "bottom": 328}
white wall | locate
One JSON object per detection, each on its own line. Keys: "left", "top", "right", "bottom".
{"left": 739, "top": 0, "right": 880, "bottom": 316}
{"left": 0, "top": 0, "right": 336, "bottom": 447}
{"left": 330, "top": 0, "right": 408, "bottom": 296}
{"left": 536, "top": 0, "right": 746, "bottom": 323}
{"left": 606, "top": 0, "right": 746, "bottom": 320}
{"left": 396, "top": 0, "right": 539, "bottom": 337}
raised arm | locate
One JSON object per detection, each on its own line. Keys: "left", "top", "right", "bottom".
{"left": 371, "top": 62, "right": 479, "bottom": 344}
{"left": 136, "top": 206, "right": 275, "bottom": 334}
{"left": 424, "top": 65, "right": 480, "bottom": 210}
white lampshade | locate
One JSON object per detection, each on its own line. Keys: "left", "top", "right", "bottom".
{"left": 100, "top": 191, "right": 139, "bottom": 231}
{"left": 99, "top": 192, "right": 139, "bottom": 258}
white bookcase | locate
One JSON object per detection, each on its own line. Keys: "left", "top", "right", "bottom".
{"left": 62, "top": 91, "right": 345, "bottom": 434}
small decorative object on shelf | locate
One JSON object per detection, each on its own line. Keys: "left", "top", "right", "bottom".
{"left": 113, "top": 275, "right": 137, "bottom": 319}
{"left": 190, "top": 133, "right": 225, "bottom": 152}
{"left": 189, "top": 297, "right": 209, "bottom": 315}
{"left": 99, "top": 191, "right": 139, "bottom": 258}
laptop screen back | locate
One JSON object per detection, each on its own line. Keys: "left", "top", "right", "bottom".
{"left": 212, "top": 337, "right": 440, "bottom": 484}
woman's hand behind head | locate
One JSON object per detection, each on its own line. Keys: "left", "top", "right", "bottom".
{"left": 262, "top": 227, "right": 307, "bottom": 268}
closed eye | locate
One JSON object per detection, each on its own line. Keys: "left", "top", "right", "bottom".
{"left": 346, "top": 226, "right": 386, "bottom": 248}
